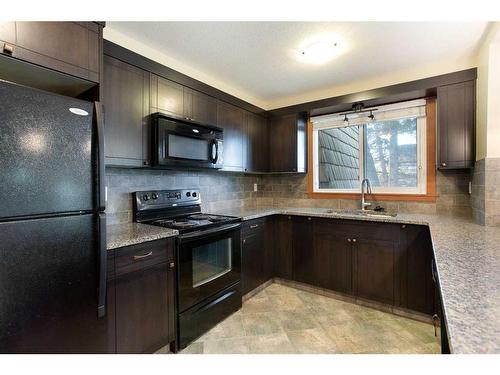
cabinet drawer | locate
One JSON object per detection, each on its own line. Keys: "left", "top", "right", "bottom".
{"left": 115, "top": 239, "right": 173, "bottom": 276}
{"left": 314, "top": 218, "right": 399, "bottom": 241}
{"left": 242, "top": 218, "right": 266, "bottom": 236}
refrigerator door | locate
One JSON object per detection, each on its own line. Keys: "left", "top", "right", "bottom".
{"left": 0, "top": 80, "right": 97, "bottom": 218}
{"left": 0, "top": 213, "right": 112, "bottom": 353}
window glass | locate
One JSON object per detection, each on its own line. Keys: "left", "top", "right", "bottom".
{"left": 364, "top": 118, "right": 418, "bottom": 189}
{"left": 318, "top": 126, "right": 360, "bottom": 189}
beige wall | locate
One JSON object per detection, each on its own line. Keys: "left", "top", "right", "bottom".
{"left": 475, "top": 23, "right": 500, "bottom": 160}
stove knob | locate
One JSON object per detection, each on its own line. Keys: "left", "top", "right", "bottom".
{"left": 142, "top": 194, "right": 149, "bottom": 201}
{"left": 186, "top": 192, "right": 191, "bottom": 197}
{"left": 152, "top": 193, "right": 158, "bottom": 200}
{"left": 192, "top": 192, "right": 197, "bottom": 198}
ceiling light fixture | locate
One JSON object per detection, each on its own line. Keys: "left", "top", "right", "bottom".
{"left": 298, "top": 40, "right": 341, "bottom": 65}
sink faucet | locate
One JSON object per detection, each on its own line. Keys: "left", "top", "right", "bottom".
{"left": 361, "top": 178, "right": 372, "bottom": 211}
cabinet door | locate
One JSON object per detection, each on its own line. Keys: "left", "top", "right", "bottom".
{"left": 352, "top": 237, "right": 397, "bottom": 305}
{"left": 185, "top": 88, "right": 217, "bottom": 125}
{"left": 103, "top": 55, "right": 150, "bottom": 167}
{"left": 13, "top": 22, "right": 100, "bottom": 82}
{"left": 0, "top": 22, "right": 16, "bottom": 43}
{"left": 292, "top": 216, "right": 314, "bottom": 285}
{"left": 242, "top": 230, "right": 265, "bottom": 295}
{"left": 437, "top": 81, "right": 475, "bottom": 169}
{"left": 275, "top": 215, "right": 293, "bottom": 279}
{"left": 115, "top": 262, "right": 174, "bottom": 353}
{"left": 247, "top": 112, "right": 268, "bottom": 172}
{"left": 313, "top": 221, "right": 352, "bottom": 294}
{"left": 401, "top": 225, "right": 435, "bottom": 314}
{"left": 269, "top": 114, "right": 297, "bottom": 172}
{"left": 151, "top": 74, "right": 184, "bottom": 117}
{"left": 217, "top": 101, "right": 246, "bottom": 171}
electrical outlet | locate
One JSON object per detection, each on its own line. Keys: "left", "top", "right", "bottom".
{"left": 469, "top": 181, "right": 472, "bottom": 194}
{"left": 253, "top": 183, "right": 258, "bottom": 192}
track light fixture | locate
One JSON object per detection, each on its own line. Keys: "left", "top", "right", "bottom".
{"left": 343, "top": 114, "right": 349, "bottom": 123}
{"left": 368, "top": 110, "right": 375, "bottom": 121}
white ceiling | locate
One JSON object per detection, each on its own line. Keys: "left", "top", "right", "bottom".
{"left": 107, "top": 22, "right": 488, "bottom": 109}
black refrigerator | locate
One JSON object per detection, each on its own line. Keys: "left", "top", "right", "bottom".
{"left": 0, "top": 80, "right": 111, "bottom": 353}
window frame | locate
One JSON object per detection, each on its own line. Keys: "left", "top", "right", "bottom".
{"left": 307, "top": 98, "right": 437, "bottom": 202}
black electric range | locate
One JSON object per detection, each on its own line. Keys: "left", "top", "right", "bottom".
{"left": 133, "top": 189, "right": 242, "bottom": 350}
{"left": 133, "top": 189, "right": 240, "bottom": 232}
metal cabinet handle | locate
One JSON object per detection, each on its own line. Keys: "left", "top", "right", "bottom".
{"left": 133, "top": 251, "right": 153, "bottom": 260}
{"left": 307, "top": 217, "right": 311, "bottom": 221}
{"left": 169, "top": 262, "right": 175, "bottom": 269}
{"left": 347, "top": 238, "right": 351, "bottom": 242}
{"left": 3, "top": 43, "right": 14, "bottom": 55}
{"left": 352, "top": 239, "right": 357, "bottom": 243}
{"left": 243, "top": 239, "right": 246, "bottom": 244}
{"left": 401, "top": 224, "right": 406, "bottom": 229}
{"left": 441, "top": 162, "right": 447, "bottom": 167}
{"left": 250, "top": 224, "right": 259, "bottom": 229}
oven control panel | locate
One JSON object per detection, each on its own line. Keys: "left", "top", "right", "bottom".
{"left": 134, "top": 189, "right": 201, "bottom": 211}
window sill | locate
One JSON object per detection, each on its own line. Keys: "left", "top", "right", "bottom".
{"left": 308, "top": 192, "right": 437, "bottom": 202}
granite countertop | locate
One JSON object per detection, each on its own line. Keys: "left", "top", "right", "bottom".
{"left": 213, "top": 206, "right": 500, "bottom": 354}
{"left": 106, "top": 223, "right": 178, "bottom": 250}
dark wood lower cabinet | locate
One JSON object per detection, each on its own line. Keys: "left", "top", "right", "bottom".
{"left": 108, "top": 238, "right": 176, "bottom": 354}
{"left": 401, "top": 225, "right": 435, "bottom": 314}
{"left": 352, "top": 237, "right": 397, "bottom": 305}
{"left": 292, "top": 216, "right": 314, "bottom": 285}
{"left": 275, "top": 215, "right": 293, "bottom": 280}
{"left": 312, "top": 220, "right": 352, "bottom": 294}
{"left": 269, "top": 216, "right": 433, "bottom": 315}
{"left": 115, "top": 262, "right": 174, "bottom": 353}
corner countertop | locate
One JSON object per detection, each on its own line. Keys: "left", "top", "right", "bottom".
{"left": 106, "top": 223, "right": 178, "bottom": 250}
{"left": 212, "top": 206, "right": 500, "bottom": 354}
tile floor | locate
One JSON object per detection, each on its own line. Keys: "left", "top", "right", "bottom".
{"left": 172, "top": 283, "right": 441, "bottom": 354}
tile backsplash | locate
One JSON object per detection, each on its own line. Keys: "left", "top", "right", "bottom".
{"left": 105, "top": 168, "right": 263, "bottom": 224}
{"left": 106, "top": 167, "right": 472, "bottom": 224}
{"left": 255, "top": 169, "right": 472, "bottom": 217}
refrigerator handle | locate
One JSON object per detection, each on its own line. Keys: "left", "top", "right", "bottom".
{"left": 95, "top": 102, "right": 106, "bottom": 211}
{"left": 97, "top": 213, "right": 107, "bottom": 318}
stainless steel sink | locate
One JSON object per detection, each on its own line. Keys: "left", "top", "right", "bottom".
{"left": 324, "top": 209, "right": 397, "bottom": 218}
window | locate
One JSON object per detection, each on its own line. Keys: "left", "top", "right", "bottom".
{"left": 312, "top": 99, "right": 428, "bottom": 195}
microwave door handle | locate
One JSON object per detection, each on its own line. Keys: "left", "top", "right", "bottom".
{"left": 210, "top": 139, "right": 218, "bottom": 164}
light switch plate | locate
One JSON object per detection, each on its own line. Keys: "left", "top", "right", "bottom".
{"left": 253, "top": 183, "right": 258, "bottom": 192}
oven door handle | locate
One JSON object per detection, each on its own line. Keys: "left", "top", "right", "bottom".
{"left": 177, "top": 222, "right": 241, "bottom": 242}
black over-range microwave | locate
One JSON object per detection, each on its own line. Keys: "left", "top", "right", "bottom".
{"left": 152, "top": 113, "right": 223, "bottom": 169}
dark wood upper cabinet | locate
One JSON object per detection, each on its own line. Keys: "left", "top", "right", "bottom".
{"left": 246, "top": 112, "right": 269, "bottom": 172}
{"left": 113, "top": 239, "right": 175, "bottom": 354}
{"left": 184, "top": 88, "right": 218, "bottom": 125}
{"left": 103, "top": 55, "right": 150, "bottom": 167}
{"left": 437, "top": 80, "right": 475, "bottom": 169}
{"left": 1, "top": 22, "right": 102, "bottom": 83}
{"left": 151, "top": 74, "right": 185, "bottom": 117}
{"left": 268, "top": 113, "right": 307, "bottom": 173}
{"left": 217, "top": 100, "right": 247, "bottom": 171}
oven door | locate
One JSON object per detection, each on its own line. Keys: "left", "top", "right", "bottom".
{"left": 177, "top": 223, "right": 241, "bottom": 312}
{"left": 153, "top": 115, "right": 223, "bottom": 169}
